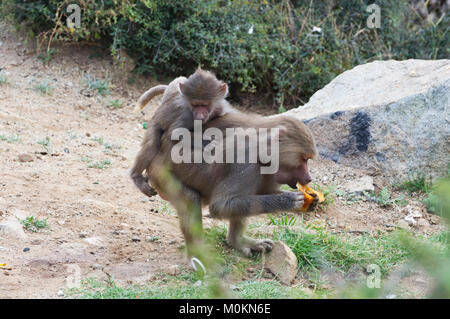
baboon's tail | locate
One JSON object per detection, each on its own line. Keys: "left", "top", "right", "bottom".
{"left": 134, "top": 85, "right": 167, "bottom": 111}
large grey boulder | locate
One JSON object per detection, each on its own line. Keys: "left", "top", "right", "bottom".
{"left": 285, "top": 59, "right": 449, "bottom": 182}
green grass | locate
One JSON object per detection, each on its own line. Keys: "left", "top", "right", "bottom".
{"left": 34, "top": 80, "right": 54, "bottom": 95}
{"left": 88, "top": 159, "right": 111, "bottom": 169}
{"left": 400, "top": 174, "right": 433, "bottom": 193}
{"left": 84, "top": 76, "right": 111, "bottom": 96}
{"left": 0, "top": 134, "right": 19, "bottom": 143}
{"left": 37, "top": 48, "right": 53, "bottom": 65}
{"left": 65, "top": 214, "right": 450, "bottom": 299}
{"left": 274, "top": 227, "right": 409, "bottom": 277}
{"left": 19, "top": 216, "right": 49, "bottom": 232}
{"left": 158, "top": 203, "right": 177, "bottom": 216}
{"left": 67, "top": 276, "right": 309, "bottom": 299}
{"left": 37, "top": 137, "right": 51, "bottom": 153}
{"left": 108, "top": 99, "right": 123, "bottom": 109}
{"left": 0, "top": 72, "right": 8, "bottom": 85}
{"left": 103, "top": 142, "right": 121, "bottom": 150}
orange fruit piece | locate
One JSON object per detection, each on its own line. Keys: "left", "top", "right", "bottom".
{"left": 296, "top": 182, "right": 325, "bottom": 211}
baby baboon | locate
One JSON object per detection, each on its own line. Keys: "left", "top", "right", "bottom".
{"left": 147, "top": 112, "right": 318, "bottom": 257}
{"left": 131, "top": 68, "right": 236, "bottom": 197}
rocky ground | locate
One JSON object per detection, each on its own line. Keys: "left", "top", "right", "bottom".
{"left": 0, "top": 23, "right": 442, "bottom": 298}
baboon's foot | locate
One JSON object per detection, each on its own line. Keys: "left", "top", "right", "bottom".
{"left": 229, "top": 236, "right": 274, "bottom": 257}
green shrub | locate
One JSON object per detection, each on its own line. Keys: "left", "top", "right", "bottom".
{"left": 3, "top": 0, "right": 448, "bottom": 108}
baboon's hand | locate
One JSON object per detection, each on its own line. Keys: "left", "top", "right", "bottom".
{"left": 281, "top": 191, "right": 304, "bottom": 211}
{"left": 307, "top": 192, "right": 320, "bottom": 212}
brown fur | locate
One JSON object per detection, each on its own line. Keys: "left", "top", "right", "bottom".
{"left": 146, "top": 111, "right": 317, "bottom": 257}
{"left": 130, "top": 68, "right": 235, "bottom": 197}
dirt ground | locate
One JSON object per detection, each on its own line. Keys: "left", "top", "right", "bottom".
{"left": 0, "top": 23, "right": 441, "bottom": 298}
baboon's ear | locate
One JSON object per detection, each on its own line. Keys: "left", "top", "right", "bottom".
{"left": 178, "top": 82, "right": 185, "bottom": 95}
{"left": 220, "top": 83, "right": 229, "bottom": 98}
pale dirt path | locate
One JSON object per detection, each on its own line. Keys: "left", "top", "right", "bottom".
{"left": 0, "top": 24, "right": 440, "bottom": 298}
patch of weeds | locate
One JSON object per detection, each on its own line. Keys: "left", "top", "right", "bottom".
{"left": 91, "top": 136, "right": 104, "bottom": 145}
{"left": 37, "top": 137, "right": 51, "bottom": 153}
{"left": 88, "top": 159, "right": 111, "bottom": 169}
{"left": 37, "top": 48, "right": 54, "bottom": 65}
{"left": 375, "top": 187, "right": 392, "bottom": 207}
{"left": 335, "top": 189, "right": 363, "bottom": 205}
{"left": 235, "top": 280, "right": 307, "bottom": 299}
{"left": 80, "top": 156, "right": 92, "bottom": 163}
{"left": 400, "top": 174, "right": 433, "bottom": 194}
{"left": 104, "top": 142, "right": 121, "bottom": 150}
{"left": 0, "top": 134, "right": 19, "bottom": 143}
{"left": 0, "top": 72, "right": 8, "bottom": 85}
{"left": 34, "top": 80, "right": 54, "bottom": 95}
{"left": 277, "top": 105, "right": 286, "bottom": 114}
{"left": 67, "top": 277, "right": 212, "bottom": 299}
{"left": 19, "top": 216, "right": 49, "bottom": 232}
{"left": 84, "top": 76, "right": 111, "bottom": 96}
{"left": 363, "top": 187, "right": 406, "bottom": 208}
{"left": 108, "top": 99, "right": 123, "bottom": 109}
{"left": 423, "top": 192, "right": 444, "bottom": 215}
{"left": 393, "top": 194, "right": 409, "bottom": 207}
{"left": 147, "top": 236, "right": 159, "bottom": 242}
{"left": 311, "top": 183, "right": 336, "bottom": 206}
{"left": 158, "top": 203, "right": 176, "bottom": 215}
{"left": 269, "top": 214, "right": 297, "bottom": 226}
{"left": 274, "top": 227, "right": 410, "bottom": 277}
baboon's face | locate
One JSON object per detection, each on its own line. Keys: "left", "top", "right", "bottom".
{"left": 276, "top": 156, "right": 313, "bottom": 188}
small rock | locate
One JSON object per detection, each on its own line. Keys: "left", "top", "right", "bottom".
{"left": 31, "top": 239, "right": 41, "bottom": 245}
{"left": 397, "top": 220, "right": 410, "bottom": 229}
{"left": 167, "top": 264, "right": 180, "bottom": 276}
{"left": 131, "top": 236, "right": 141, "bottom": 242}
{"left": 86, "top": 132, "right": 91, "bottom": 137}
{"left": 409, "top": 210, "right": 422, "bottom": 218}
{"left": 57, "top": 220, "right": 65, "bottom": 225}
{"left": 0, "top": 216, "right": 27, "bottom": 240}
{"left": 92, "top": 263, "right": 103, "bottom": 270}
{"left": 341, "top": 176, "right": 374, "bottom": 194}
{"left": 18, "top": 154, "right": 34, "bottom": 162}
{"left": 23, "top": 247, "right": 30, "bottom": 252}
{"left": 79, "top": 231, "right": 88, "bottom": 238}
{"left": 386, "top": 294, "right": 397, "bottom": 299}
{"left": 416, "top": 218, "right": 430, "bottom": 229}
{"left": 264, "top": 241, "right": 298, "bottom": 284}
{"left": 57, "top": 290, "right": 64, "bottom": 297}
{"left": 404, "top": 215, "right": 417, "bottom": 226}
{"left": 194, "top": 280, "right": 202, "bottom": 287}
{"left": 83, "top": 236, "right": 103, "bottom": 246}
{"left": 229, "top": 284, "right": 240, "bottom": 291}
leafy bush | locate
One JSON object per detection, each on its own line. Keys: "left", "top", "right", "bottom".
{"left": 3, "top": 0, "right": 448, "bottom": 108}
